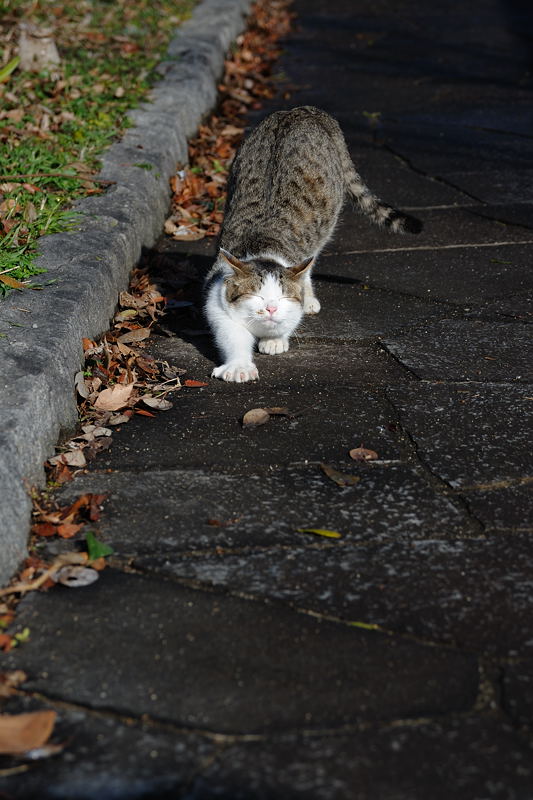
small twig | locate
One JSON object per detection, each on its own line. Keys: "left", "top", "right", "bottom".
{"left": 0, "top": 266, "right": 21, "bottom": 276}
{"left": 0, "top": 553, "right": 87, "bottom": 597}
{"left": 0, "top": 173, "right": 116, "bottom": 185}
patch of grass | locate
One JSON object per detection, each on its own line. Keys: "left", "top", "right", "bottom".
{"left": 0, "top": 0, "right": 196, "bottom": 294}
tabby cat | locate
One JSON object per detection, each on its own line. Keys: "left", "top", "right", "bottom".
{"left": 204, "top": 106, "right": 422, "bottom": 382}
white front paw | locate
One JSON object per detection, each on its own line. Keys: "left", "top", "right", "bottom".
{"left": 212, "top": 362, "right": 259, "bottom": 383}
{"left": 303, "top": 296, "right": 321, "bottom": 314}
{"left": 258, "top": 337, "right": 289, "bottom": 355}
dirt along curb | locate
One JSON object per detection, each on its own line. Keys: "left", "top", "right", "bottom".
{"left": 0, "top": 0, "right": 253, "bottom": 585}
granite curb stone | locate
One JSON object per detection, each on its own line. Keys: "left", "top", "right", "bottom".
{"left": 0, "top": 0, "right": 253, "bottom": 584}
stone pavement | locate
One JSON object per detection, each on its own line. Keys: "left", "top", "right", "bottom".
{"left": 3, "top": 0, "right": 533, "bottom": 797}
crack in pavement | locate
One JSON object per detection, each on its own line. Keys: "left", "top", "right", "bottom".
{"left": 21, "top": 687, "right": 498, "bottom": 744}
{"left": 383, "top": 142, "right": 486, "bottom": 204}
{"left": 380, "top": 391, "right": 487, "bottom": 537}
{"left": 125, "top": 559, "right": 485, "bottom": 655}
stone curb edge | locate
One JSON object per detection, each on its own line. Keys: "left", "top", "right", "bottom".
{"left": 0, "top": 0, "right": 253, "bottom": 584}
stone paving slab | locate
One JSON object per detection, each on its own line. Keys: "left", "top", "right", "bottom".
{"left": 150, "top": 336, "right": 414, "bottom": 388}
{"left": 463, "top": 483, "right": 533, "bottom": 531}
{"left": 317, "top": 243, "right": 533, "bottom": 305}
{"left": 188, "top": 716, "right": 533, "bottom": 800}
{"left": 480, "top": 294, "right": 533, "bottom": 322}
{"left": 91, "top": 387, "right": 402, "bottom": 472}
{"left": 381, "top": 116, "right": 533, "bottom": 175}
{"left": 54, "top": 463, "right": 466, "bottom": 556}
{"left": 0, "top": 695, "right": 213, "bottom": 800}
{"left": 295, "top": 282, "right": 445, "bottom": 341}
{"left": 503, "top": 663, "right": 533, "bottom": 726}
{"left": 3, "top": 572, "right": 478, "bottom": 734}
{"left": 442, "top": 170, "right": 533, "bottom": 204}
{"left": 383, "top": 318, "right": 533, "bottom": 382}
{"left": 387, "top": 383, "right": 533, "bottom": 488}
{"left": 329, "top": 205, "right": 533, "bottom": 255}
{"left": 137, "top": 535, "right": 533, "bottom": 656}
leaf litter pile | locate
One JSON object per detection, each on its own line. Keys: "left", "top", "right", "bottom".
{"left": 165, "top": 0, "right": 293, "bottom": 241}
{"left": 0, "top": 0, "right": 294, "bottom": 764}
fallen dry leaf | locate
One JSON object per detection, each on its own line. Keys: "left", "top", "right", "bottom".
{"left": 242, "top": 408, "right": 270, "bottom": 428}
{"left": 263, "top": 406, "right": 290, "bottom": 416}
{"left": 55, "top": 522, "right": 82, "bottom": 539}
{"left": 117, "top": 327, "right": 151, "bottom": 344}
{"left": 48, "top": 449, "right": 87, "bottom": 468}
{"left": 0, "top": 671, "right": 27, "bottom": 698}
{"left": 31, "top": 522, "right": 57, "bottom": 537}
{"left": 0, "top": 274, "right": 26, "bottom": 289}
{"left": 135, "top": 408, "right": 156, "bottom": 418}
{"left": 320, "top": 463, "right": 361, "bottom": 487}
{"left": 94, "top": 382, "right": 134, "bottom": 411}
{"left": 183, "top": 379, "right": 209, "bottom": 387}
{"left": 74, "top": 370, "right": 89, "bottom": 399}
{"left": 0, "top": 710, "right": 56, "bottom": 755}
{"left": 297, "top": 528, "right": 342, "bottom": 539}
{"left": 142, "top": 395, "right": 173, "bottom": 411}
{"left": 349, "top": 446, "right": 378, "bottom": 461}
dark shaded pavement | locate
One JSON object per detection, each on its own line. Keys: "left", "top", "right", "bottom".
{"left": 3, "top": 0, "right": 533, "bottom": 797}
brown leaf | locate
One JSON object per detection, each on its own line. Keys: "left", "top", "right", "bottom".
{"left": 0, "top": 274, "right": 26, "bottom": 289}
{"left": 117, "top": 327, "right": 151, "bottom": 344}
{"left": 349, "top": 446, "right": 379, "bottom": 462}
{"left": 0, "top": 670, "right": 27, "bottom": 698}
{"left": 242, "top": 408, "right": 270, "bottom": 428}
{"left": 56, "top": 522, "right": 82, "bottom": 539}
{"left": 46, "top": 462, "right": 73, "bottom": 485}
{"left": 31, "top": 522, "right": 57, "bottom": 537}
{"left": 93, "top": 383, "right": 134, "bottom": 411}
{"left": 0, "top": 710, "right": 56, "bottom": 755}
{"left": 183, "top": 379, "right": 209, "bottom": 387}
{"left": 135, "top": 408, "right": 156, "bottom": 417}
{"left": 89, "top": 494, "right": 106, "bottom": 522}
{"left": 320, "top": 463, "right": 361, "bottom": 487}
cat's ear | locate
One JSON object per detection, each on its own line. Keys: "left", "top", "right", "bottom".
{"left": 288, "top": 256, "right": 314, "bottom": 279}
{"left": 219, "top": 249, "right": 250, "bottom": 274}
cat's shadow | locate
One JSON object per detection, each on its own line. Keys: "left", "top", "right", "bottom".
{"left": 141, "top": 245, "right": 219, "bottom": 362}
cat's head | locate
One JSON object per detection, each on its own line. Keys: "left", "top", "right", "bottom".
{"left": 219, "top": 249, "right": 313, "bottom": 333}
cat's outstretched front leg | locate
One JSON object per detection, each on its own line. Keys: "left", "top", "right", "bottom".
{"left": 302, "top": 272, "right": 321, "bottom": 314}
{"left": 210, "top": 314, "right": 259, "bottom": 383}
{"left": 258, "top": 336, "right": 289, "bottom": 355}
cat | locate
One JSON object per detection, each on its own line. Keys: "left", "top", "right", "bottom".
{"left": 204, "top": 106, "right": 422, "bottom": 382}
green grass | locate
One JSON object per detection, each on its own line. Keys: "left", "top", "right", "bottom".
{"left": 0, "top": 0, "right": 196, "bottom": 294}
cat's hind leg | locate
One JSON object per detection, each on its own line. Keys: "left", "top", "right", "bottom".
{"left": 258, "top": 336, "right": 289, "bottom": 355}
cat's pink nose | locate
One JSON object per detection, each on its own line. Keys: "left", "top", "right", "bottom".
{"left": 266, "top": 304, "right": 277, "bottom": 315}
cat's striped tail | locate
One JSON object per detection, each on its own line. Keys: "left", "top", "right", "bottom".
{"left": 344, "top": 164, "right": 423, "bottom": 234}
